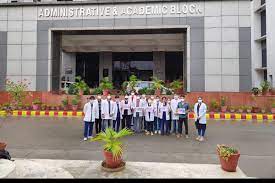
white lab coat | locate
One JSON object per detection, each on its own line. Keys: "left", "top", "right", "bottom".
{"left": 153, "top": 100, "right": 161, "bottom": 117}
{"left": 194, "top": 102, "right": 207, "bottom": 124}
{"left": 101, "top": 99, "right": 116, "bottom": 120}
{"left": 94, "top": 99, "right": 102, "bottom": 119}
{"left": 170, "top": 99, "right": 180, "bottom": 120}
{"left": 144, "top": 103, "right": 155, "bottom": 122}
{"left": 129, "top": 95, "right": 137, "bottom": 104}
{"left": 121, "top": 100, "right": 133, "bottom": 115}
{"left": 132, "top": 99, "right": 145, "bottom": 117}
{"left": 112, "top": 101, "right": 123, "bottom": 120}
{"left": 158, "top": 102, "right": 171, "bottom": 120}
{"left": 83, "top": 101, "right": 97, "bottom": 122}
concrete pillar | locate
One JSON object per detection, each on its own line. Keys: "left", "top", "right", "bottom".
{"left": 153, "top": 51, "right": 165, "bottom": 81}
{"left": 99, "top": 52, "right": 112, "bottom": 81}
{"left": 61, "top": 51, "right": 76, "bottom": 82}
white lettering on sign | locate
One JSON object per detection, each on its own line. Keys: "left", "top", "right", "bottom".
{"left": 38, "top": 3, "right": 202, "bottom": 19}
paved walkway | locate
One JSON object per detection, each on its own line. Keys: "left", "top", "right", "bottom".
{"left": 0, "top": 117, "right": 275, "bottom": 178}
{"left": 2, "top": 159, "right": 247, "bottom": 178}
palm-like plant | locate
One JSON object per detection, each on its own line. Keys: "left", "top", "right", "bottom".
{"left": 91, "top": 128, "right": 133, "bottom": 160}
{"left": 151, "top": 76, "right": 164, "bottom": 90}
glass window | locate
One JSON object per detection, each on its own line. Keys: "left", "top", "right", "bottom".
{"left": 261, "top": 10, "right": 266, "bottom": 36}
{"left": 261, "top": 40, "right": 267, "bottom": 67}
{"left": 165, "top": 52, "right": 183, "bottom": 83}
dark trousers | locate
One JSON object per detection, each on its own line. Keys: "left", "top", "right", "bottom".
{"left": 122, "top": 115, "right": 132, "bottom": 129}
{"left": 198, "top": 123, "right": 206, "bottom": 137}
{"left": 154, "top": 117, "right": 160, "bottom": 131}
{"left": 113, "top": 115, "right": 120, "bottom": 132}
{"left": 178, "top": 117, "right": 188, "bottom": 135}
{"left": 143, "top": 117, "right": 147, "bottom": 131}
{"left": 84, "top": 121, "right": 94, "bottom": 138}
{"left": 147, "top": 121, "right": 153, "bottom": 133}
{"left": 160, "top": 112, "right": 169, "bottom": 135}
{"left": 95, "top": 117, "right": 102, "bottom": 134}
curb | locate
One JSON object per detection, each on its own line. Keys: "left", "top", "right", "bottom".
{"left": 0, "top": 110, "right": 275, "bottom": 121}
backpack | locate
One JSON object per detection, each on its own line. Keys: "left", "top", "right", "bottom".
{"left": 0, "top": 150, "right": 11, "bottom": 160}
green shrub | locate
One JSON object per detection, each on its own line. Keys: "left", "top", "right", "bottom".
{"left": 99, "top": 77, "right": 113, "bottom": 90}
{"left": 92, "top": 87, "right": 103, "bottom": 95}
{"left": 33, "top": 98, "right": 42, "bottom": 105}
{"left": 72, "top": 96, "right": 80, "bottom": 105}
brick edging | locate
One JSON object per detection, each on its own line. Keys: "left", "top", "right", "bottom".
{"left": 0, "top": 110, "right": 275, "bottom": 121}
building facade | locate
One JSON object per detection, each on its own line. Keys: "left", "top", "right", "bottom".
{"left": 0, "top": 0, "right": 255, "bottom": 92}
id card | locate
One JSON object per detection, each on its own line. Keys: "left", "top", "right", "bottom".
{"left": 177, "top": 108, "right": 186, "bottom": 114}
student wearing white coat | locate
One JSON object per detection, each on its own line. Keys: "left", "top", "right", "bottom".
{"left": 193, "top": 97, "right": 207, "bottom": 142}
{"left": 153, "top": 95, "right": 161, "bottom": 134}
{"left": 170, "top": 95, "right": 180, "bottom": 135}
{"left": 121, "top": 96, "right": 133, "bottom": 129}
{"left": 83, "top": 96, "right": 97, "bottom": 141}
{"left": 159, "top": 96, "right": 171, "bottom": 136}
{"left": 140, "top": 94, "right": 147, "bottom": 132}
{"left": 132, "top": 96, "right": 144, "bottom": 133}
{"left": 112, "top": 95, "right": 123, "bottom": 132}
{"left": 144, "top": 99, "right": 155, "bottom": 136}
{"left": 101, "top": 95, "right": 116, "bottom": 132}
{"left": 94, "top": 95, "right": 103, "bottom": 134}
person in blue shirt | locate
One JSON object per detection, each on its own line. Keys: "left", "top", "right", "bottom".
{"left": 176, "top": 95, "right": 190, "bottom": 139}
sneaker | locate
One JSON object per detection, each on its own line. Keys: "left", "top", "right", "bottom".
{"left": 145, "top": 130, "right": 148, "bottom": 133}
{"left": 196, "top": 136, "right": 201, "bottom": 141}
{"left": 185, "top": 135, "right": 189, "bottom": 139}
{"left": 151, "top": 132, "right": 154, "bottom": 136}
{"left": 176, "top": 134, "right": 180, "bottom": 138}
{"left": 88, "top": 136, "right": 93, "bottom": 139}
{"left": 83, "top": 137, "right": 88, "bottom": 141}
{"left": 145, "top": 132, "right": 150, "bottom": 135}
{"left": 199, "top": 137, "right": 205, "bottom": 142}
{"left": 158, "top": 130, "right": 161, "bottom": 134}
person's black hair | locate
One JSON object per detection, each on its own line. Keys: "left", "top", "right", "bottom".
{"left": 89, "top": 96, "right": 95, "bottom": 100}
{"left": 115, "top": 95, "right": 120, "bottom": 98}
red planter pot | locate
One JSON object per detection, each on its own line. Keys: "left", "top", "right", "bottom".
{"left": 104, "top": 150, "right": 122, "bottom": 168}
{"left": 72, "top": 105, "right": 78, "bottom": 111}
{"left": 221, "top": 106, "right": 227, "bottom": 113}
{"left": 103, "top": 90, "right": 109, "bottom": 96}
{"left": 0, "top": 142, "right": 7, "bottom": 150}
{"left": 271, "top": 108, "right": 275, "bottom": 114}
{"left": 32, "top": 104, "right": 39, "bottom": 110}
{"left": 155, "top": 89, "right": 161, "bottom": 96}
{"left": 217, "top": 150, "right": 240, "bottom": 172}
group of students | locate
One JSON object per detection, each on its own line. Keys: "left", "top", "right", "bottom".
{"left": 83, "top": 91, "right": 208, "bottom": 142}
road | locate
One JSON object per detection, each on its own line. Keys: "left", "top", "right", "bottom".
{"left": 0, "top": 117, "right": 274, "bottom": 178}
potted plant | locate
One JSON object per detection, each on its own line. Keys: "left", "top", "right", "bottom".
{"left": 251, "top": 87, "right": 260, "bottom": 96}
{"left": 151, "top": 76, "right": 164, "bottom": 96}
{"left": 92, "top": 87, "right": 103, "bottom": 95}
{"left": 50, "top": 105, "right": 56, "bottom": 111}
{"left": 238, "top": 106, "right": 244, "bottom": 113}
{"left": 41, "top": 104, "right": 47, "bottom": 111}
{"left": 91, "top": 128, "right": 133, "bottom": 169}
{"left": 74, "top": 76, "right": 89, "bottom": 95}
{"left": 261, "top": 107, "right": 266, "bottom": 114}
{"left": 24, "top": 103, "right": 31, "bottom": 110}
{"left": 169, "top": 80, "right": 184, "bottom": 94}
{"left": 71, "top": 96, "right": 80, "bottom": 111}
{"left": 32, "top": 98, "right": 42, "bottom": 110}
{"left": 210, "top": 100, "right": 219, "bottom": 113}
{"left": 61, "top": 98, "right": 69, "bottom": 111}
{"left": 17, "top": 102, "right": 23, "bottom": 110}
{"left": 246, "top": 106, "right": 252, "bottom": 113}
{"left": 217, "top": 144, "right": 240, "bottom": 172}
{"left": 220, "top": 96, "right": 227, "bottom": 113}
{"left": 56, "top": 105, "right": 61, "bottom": 111}
{"left": 99, "top": 77, "right": 113, "bottom": 96}
{"left": 271, "top": 101, "right": 275, "bottom": 114}
{"left": 260, "top": 80, "right": 271, "bottom": 96}
{"left": 229, "top": 106, "right": 235, "bottom": 113}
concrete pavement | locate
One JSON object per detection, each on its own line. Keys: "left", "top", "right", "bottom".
{"left": 0, "top": 117, "right": 274, "bottom": 178}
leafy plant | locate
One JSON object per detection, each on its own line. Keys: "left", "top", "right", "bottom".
{"left": 6, "top": 79, "right": 30, "bottom": 105}
{"left": 128, "top": 75, "right": 139, "bottom": 91}
{"left": 138, "top": 87, "right": 148, "bottom": 95}
{"left": 151, "top": 76, "right": 164, "bottom": 90}
{"left": 61, "top": 98, "right": 68, "bottom": 107}
{"left": 32, "top": 98, "right": 42, "bottom": 105}
{"left": 99, "top": 77, "right": 113, "bottom": 90}
{"left": 92, "top": 87, "right": 103, "bottom": 95}
{"left": 210, "top": 100, "right": 219, "bottom": 111}
{"left": 91, "top": 128, "right": 133, "bottom": 160}
{"left": 251, "top": 87, "right": 260, "bottom": 96}
{"left": 72, "top": 96, "right": 80, "bottom": 105}
{"left": 67, "top": 76, "right": 90, "bottom": 95}
{"left": 217, "top": 144, "right": 238, "bottom": 162}
{"left": 169, "top": 80, "right": 183, "bottom": 90}
{"left": 272, "top": 102, "right": 275, "bottom": 108}
{"left": 260, "top": 80, "right": 271, "bottom": 94}
{"left": 220, "top": 96, "right": 227, "bottom": 107}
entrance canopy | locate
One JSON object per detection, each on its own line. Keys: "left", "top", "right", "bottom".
{"left": 61, "top": 33, "right": 185, "bottom": 52}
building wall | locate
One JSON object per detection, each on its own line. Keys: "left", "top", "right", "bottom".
{"left": 0, "top": 0, "right": 252, "bottom": 92}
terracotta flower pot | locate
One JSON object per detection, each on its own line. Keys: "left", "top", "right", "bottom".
{"left": 0, "top": 142, "right": 7, "bottom": 150}
{"left": 72, "top": 105, "right": 78, "bottom": 111}
{"left": 246, "top": 109, "right": 252, "bottom": 113}
{"left": 271, "top": 108, "right": 275, "bottom": 114}
{"left": 221, "top": 106, "right": 227, "bottom": 113}
{"left": 104, "top": 150, "right": 122, "bottom": 169}
{"left": 63, "top": 106, "right": 68, "bottom": 111}
{"left": 103, "top": 90, "right": 109, "bottom": 96}
{"left": 32, "top": 104, "right": 39, "bottom": 110}
{"left": 155, "top": 89, "right": 161, "bottom": 96}
{"left": 79, "top": 90, "right": 84, "bottom": 96}
{"left": 217, "top": 150, "right": 240, "bottom": 172}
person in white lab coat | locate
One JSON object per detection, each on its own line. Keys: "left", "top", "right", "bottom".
{"left": 94, "top": 95, "right": 103, "bottom": 134}
{"left": 140, "top": 94, "right": 147, "bottom": 132}
{"left": 153, "top": 95, "right": 161, "bottom": 134}
{"left": 159, "top": 96, "right": 171, "bottom": 136}
{"left": 144, "top": 98, "right": 155, "bottom": 136}
{"left": 82, "top": 96, "right": 97, "bottom": 141}
{"left": 132, "top": 96, "right": 144, "bottom": 133}
{"left": 101, "top": 95, "right": 115, "bottom": 132}
{"left": 194, "top": 97, "right": 207, "bottom": 142}
{"left": 170, "top": 95, "right": 180, "bottom": 135}
{"left": 112, "top": 95, "right": 123, "bottom": 132}
{"left": 121, "top": 95, "right": 132, "bottom": 129}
